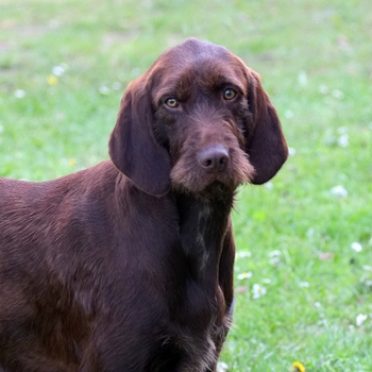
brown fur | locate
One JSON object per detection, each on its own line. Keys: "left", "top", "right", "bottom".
{"left": 0, "top": 39, "right": 287, "bottom": 371}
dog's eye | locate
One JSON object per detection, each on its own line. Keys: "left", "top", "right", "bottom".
{"left": 164, "top": 97, "right": 179, "bottom": 109}
{"left": 222, "top": 88, "right": 237, "bottom": 101}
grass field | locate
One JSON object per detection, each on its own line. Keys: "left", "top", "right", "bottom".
{"left": 1, "top": 1, "right": 371, "bottom": 370}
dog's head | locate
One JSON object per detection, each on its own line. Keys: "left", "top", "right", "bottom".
{"left": 109, "top": 39, "right": 288, "bottom": 197}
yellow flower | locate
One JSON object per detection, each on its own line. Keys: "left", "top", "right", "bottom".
{"left": 68, "top": 158, "right": 77, "bottom": 167}
{"left": 47, "top": 75, "right": 58, "bottom": 86}
{"left": 292, "top": 361, "right": 306, "bottom": 372}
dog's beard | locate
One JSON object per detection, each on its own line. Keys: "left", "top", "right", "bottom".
{"left": 170, "top": 147, "right": 255, "bottom": 194}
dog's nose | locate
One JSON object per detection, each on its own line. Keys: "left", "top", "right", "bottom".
{"left": 198, "top": 146, "right": 229, "bottom": 172}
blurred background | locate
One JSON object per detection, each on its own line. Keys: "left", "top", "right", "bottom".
{"left": 0, "top": 0, "right": 371, "bottom": 370}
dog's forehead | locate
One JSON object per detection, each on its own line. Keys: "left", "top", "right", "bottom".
{"left": 150, "top": 40, "right": 247, "bottom": 100}
{"left": 165, "top": 38, "right": 231, "bottom": 63}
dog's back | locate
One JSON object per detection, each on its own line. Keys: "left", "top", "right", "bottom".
{"left": 0, "top": 163, "right": 112, "bottom": 370}
{"left": 0, "top": 162, "right": 184, "bottom": 371}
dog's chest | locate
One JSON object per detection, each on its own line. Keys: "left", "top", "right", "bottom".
{"left": 173, "top": 284, "right": 219, "bottom": 371}
{"left": 162, "top": 204, "right": 224, "bottom": 369}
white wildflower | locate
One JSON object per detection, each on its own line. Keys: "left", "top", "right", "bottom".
{"left": 297, "top": 71, "right": 308, "bottom": 86}
{"left": 14, "top": 89, "right": 26, "bottom": 99}
{"left": 217, "top": 361, "right": 229, "bottom": 372}
{"left": 356, "top": 314, "right": 368, "bottom": 327}
{"left": 237, "top": 272, "right": 253, "bottom": 280}
{"left": 52, "top": 65, "right": 65, "bottom": 76}
{"left": 284, "top": 110, "right": 294, "bottom": 119}
{"left": 298, "top": 281, "right": 310, "bottom": 288}
{"left": 264, "top": 181, "right": 273, "bottom": 190}
{"left": 330, "top": 185, "right": 348, "bottom": 198}
{"left": 332, "top": 89, "right": 344, "bottom": 99}
{"left": 338, "top": 133, "right": 349, "bottom": 147}
{"left": 99, "top": 85, "right": 110, "bottom": 95}
{"left": 252, "top": 283, "right": 267, "bottom": 300}
{"left": 236, "top": 251, "right": 252, "bottom": 259}
{"left": 269, "top": 250, "right": 281, "bottom": 265}
{"left": 351, "top": 242, "right": 363, "bottom": 253}
{"left": 306, "top": 228, "right": 315, "bottom": 239}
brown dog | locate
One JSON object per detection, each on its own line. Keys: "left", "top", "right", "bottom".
{"left": 0, "top": 39, "right": 287, "bottom": 371}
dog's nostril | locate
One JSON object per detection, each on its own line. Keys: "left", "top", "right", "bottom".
{"left": 204, "top": 159, "right": 213, "bottom": 168}
{"left": 198, "top": 146, "right": 229, "bottom": 172}
{"left": 219, "top": 156, "right": 227, "bottom": 166}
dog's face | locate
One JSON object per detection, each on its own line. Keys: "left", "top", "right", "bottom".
{"left": 151, "top": 41, "right": 255, "bottom": 194}
{"left": 110, "top": 39, "right": 288, "bottom": 196}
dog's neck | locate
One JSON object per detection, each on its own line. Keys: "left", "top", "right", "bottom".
{"left": 175, "top": 186, "right": 234, "bottom": 291}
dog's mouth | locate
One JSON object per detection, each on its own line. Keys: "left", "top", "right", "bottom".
{"left": 170, "top": 146, "right": 255, "bottom": 194}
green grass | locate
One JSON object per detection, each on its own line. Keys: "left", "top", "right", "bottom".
{"left": 1, "top": 0, "right": 371, "bottom": 370}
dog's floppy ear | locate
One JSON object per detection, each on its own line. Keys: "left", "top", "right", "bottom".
{"left": 245, "top": 69, "right": 288, "bottom": 184}
{"left": 109, "top": 79, "right": 170, "bottom": 196}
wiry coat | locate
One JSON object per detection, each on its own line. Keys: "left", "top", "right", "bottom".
{"left": 0, "top": 39, "right": 287, "bottom": 371}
